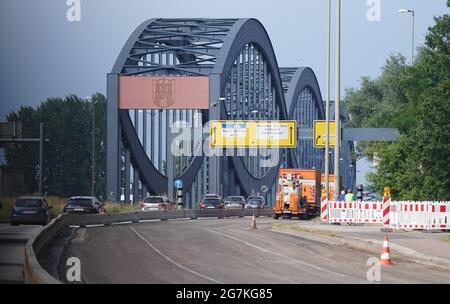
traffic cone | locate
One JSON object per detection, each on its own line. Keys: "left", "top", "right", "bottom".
{"left": 379, "top": 235, "right": 393, "bottom": 265}
{"left": 251, "top": 214, "right": 257, "bottom": 230}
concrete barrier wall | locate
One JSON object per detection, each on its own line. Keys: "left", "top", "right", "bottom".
{"left": 24, "top": 215, "right": 63, "bottom": 284}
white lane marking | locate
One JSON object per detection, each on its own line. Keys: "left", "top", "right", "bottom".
{"left": 207, "top": 229, "right": 347, "bottom": 278}
{"left": 130, "top": 226, "right": 223, "bottom": 284}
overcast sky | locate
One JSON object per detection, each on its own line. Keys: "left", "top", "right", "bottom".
{"left": 0, "top": 0, "right": 448, "bottom": 184}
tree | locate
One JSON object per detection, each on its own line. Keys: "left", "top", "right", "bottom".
{"left": 3, "top": 94, "right": 107, "bottom": 198}
{"left": 344, "top": 4, "right": 450, "bottom": 200}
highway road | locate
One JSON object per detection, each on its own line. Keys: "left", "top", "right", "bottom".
{"left": 68, "top": 218, "right": 450, "bottom": 284}
{"left": 0, "top": 224, "right": 41, "bottom": 283}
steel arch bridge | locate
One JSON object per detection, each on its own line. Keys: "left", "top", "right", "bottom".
{"left": 106, "top": 18, "right": 329, "bottom": 207}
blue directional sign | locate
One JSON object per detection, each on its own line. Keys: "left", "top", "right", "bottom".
{"left": 174, "top": 179, "right": 183, "bottom": 189}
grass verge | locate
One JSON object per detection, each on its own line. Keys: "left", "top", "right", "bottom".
{"left": 272, "top": 221, "right": 341, "bottom": 238}
{"left": 440, "top": 235, "right": 450, "bottom": 242}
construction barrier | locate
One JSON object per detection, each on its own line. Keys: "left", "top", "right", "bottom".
{"left": 357, "top": 201, "right": 383, "bottom": 224}
{"left": 429, "top": 202, "right": 450, "bottom": 230}
{"left": 328, "top": 201, "right": 359, "bottom": 223}
{"left": 382, "top": 197, "right": 391, "bottom": 228}
{"left": 389, "top": 201, "right": 431, "bottom": 230}
{"left": 324, "top": 200, "right": 450, "bottom": 231}
{"left": 320, "top": 198, "right": 328, "bottom": 222}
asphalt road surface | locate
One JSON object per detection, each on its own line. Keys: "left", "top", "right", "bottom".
{"left": 70, "top": 218, "right": 450, "bottom": 284}
{"left": 0, "top": 224, "right": 42, "bottom": 283}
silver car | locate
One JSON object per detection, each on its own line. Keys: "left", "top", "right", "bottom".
{"left": 140, "top": 196, "right": 170, "bottom": 211}
{"left": 224, "top": 196, "right": 245, "bottom": 209}
{"left": 245, "top": 196, "right": 266, "bottom": 209}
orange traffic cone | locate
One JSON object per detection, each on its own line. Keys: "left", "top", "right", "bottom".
{"left": 379, "top": 235, "right": 393, "bottom": 265}
{"left": 251, "top": 214, "right": 257, "bottom": 230}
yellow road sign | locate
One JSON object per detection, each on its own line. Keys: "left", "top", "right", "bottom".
{"left": 210, "top": 120, "right": 297, "bottom": 148}
{"left": 313, "top": 120, "right": 335, "bottom": 148}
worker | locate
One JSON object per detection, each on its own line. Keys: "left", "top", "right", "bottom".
{"left": 339, "top": 190, "right": 345, "bottom": 202}
{"left": 345, "top": 189, "right": 356, "bottom": 202}
{"left": 282, "top": 182, "right": 290, "bottom": 207}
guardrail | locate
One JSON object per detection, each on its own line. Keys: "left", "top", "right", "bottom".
{"left": 24, "top": 215, "right": 63, "bottom": 284}
{"left": 23, "top": 208, "right": 272, "bottom": 284}
{"left": 62, "top": 208, "right": 272, "bottom": 227}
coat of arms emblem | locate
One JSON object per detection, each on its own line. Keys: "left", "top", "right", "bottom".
{"left": 153, "top": 79, "right": 175, "bottom": 108}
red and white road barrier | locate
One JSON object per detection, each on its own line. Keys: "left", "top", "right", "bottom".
{"left": 328, "top": 201, "right": 359, "bottom": 223}
{"left": 321, "top": 197, "right": 328, "bottom": 222}
{"left": 429, "top": 202, "right": 450, "bottom": 230}
{"left": 382, "top": 197, "right": 391, "bottom": 228}
{"left": 357, "top": 201, "right": 383, "bottom": 224}
{"left": 326, "top": 201, "right": 382, "bottom": 224}
{"left": 389, "top": 201, "right": 431, "bottom": 230}
{"left": 323, "top": 199, "right": 450, "bottom": 231}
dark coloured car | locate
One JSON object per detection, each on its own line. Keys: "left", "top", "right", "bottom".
{"left": 245, "top": 196, "right": 266, "bottom": 209}
{"left": 199, "top": 195, "right": 224, "bottom": 209}
{"left": 63, "top": 196, "right": 106, "bottom": 214}
{"left": 11, "top": 196, "right": 52, "bottom": 226}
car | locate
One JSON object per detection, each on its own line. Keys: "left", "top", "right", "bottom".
{"left": 199, "top": 194, "right": 224, "bottom": 209}
{"left": 11, "top": 196, "right": 53, "bottom": 226}
{"left": 224, "top": 196, "right": 245, "bottom": 209}
{"left": 63, "top": 196, "right": 106, "bottom": 214}
{"left": 140, "top": 196, "right": 171, "bottom": 211}
{"left": 203, "top": 194, "right": 221, "bottom": 199}
{"left": 245, "top": 196, "right": 266, "bottom": 209}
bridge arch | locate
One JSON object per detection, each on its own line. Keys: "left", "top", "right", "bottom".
{"left": 106, "top": 18, "right": 339, "bottom": 206}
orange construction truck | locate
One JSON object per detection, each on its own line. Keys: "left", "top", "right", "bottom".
{"left": 272, "top": 169, "right": 321, "bottom": 219}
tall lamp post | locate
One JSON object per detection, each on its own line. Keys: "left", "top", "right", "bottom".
{"left": 324, "top": 0, "right": 332, "bottom": 200}
{"left": 86, "top": 96, "right": 95, "bottom": 196}
{"left": 334, "top": 0, "right": 342, "bottom": 201}
{"left": 398, "top": 9, "right": 415, "bottom": 65}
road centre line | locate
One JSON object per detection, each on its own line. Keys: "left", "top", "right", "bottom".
{"left": 130, "top": 226, "right": 224, "bottom": 284}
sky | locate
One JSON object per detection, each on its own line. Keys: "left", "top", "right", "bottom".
{"left": 0, "top": 0, "right": 448, "bottom": 185}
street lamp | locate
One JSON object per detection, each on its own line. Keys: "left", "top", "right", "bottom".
{"left": 334, "top": 0, "right": 342, "bottom": 201}
{"left": 398, "top": 8, "right": 415, "bottom": 65}
{"left": 86, "top": 96, "right": 95, "bottom": 196}
{"left": 324, "top": 0, "right": 332, "bottom": 201}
